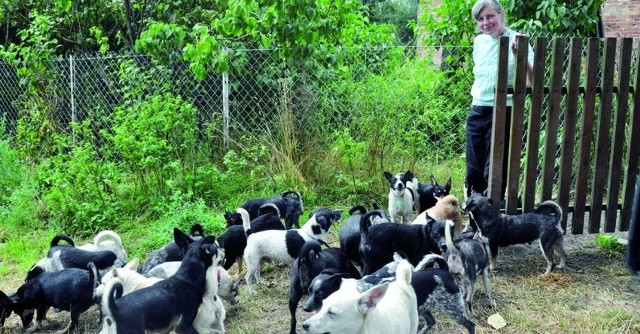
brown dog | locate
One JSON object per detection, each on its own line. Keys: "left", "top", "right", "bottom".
{"left": 412, "top": 195, "right": 464, "bottom": 237}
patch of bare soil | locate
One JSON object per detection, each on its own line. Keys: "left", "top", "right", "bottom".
{"left": 1, "top": 233, "right": 639, "bottom": 333}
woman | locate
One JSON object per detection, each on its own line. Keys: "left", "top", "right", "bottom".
{"left": 465, "top": 0, "right": 534, "bottom": 200}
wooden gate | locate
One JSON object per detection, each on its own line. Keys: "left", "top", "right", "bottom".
{"left": 491, "top": 37, "right": 640, "bottom": 234}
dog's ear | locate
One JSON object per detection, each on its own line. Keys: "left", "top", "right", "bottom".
{"left": 430, "top": 175, "right": 437, "bottom": 186}
{"left": 124, "top": 258, "right": 140, "bottom": 271}
{"left": 173, "top": 228, "right": 193, "bottom": 250}
{"left": 358, "top": 282, "right": 390, "bottom": 313}
{"left": 332, "top": 209, "right": 343, "bottom": 222}
{"left": 383, "top": 171, "right": 393, "bottom": 182}
{"left": 446, "top": 177, "right": 452, "bottom": 188}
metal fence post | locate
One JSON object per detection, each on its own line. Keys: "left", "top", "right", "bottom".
{"left": 222, "top": 47, "right": 229, "bottom": 151}
{"left": 69, "top": 55, "right": 76, "bottom": 145}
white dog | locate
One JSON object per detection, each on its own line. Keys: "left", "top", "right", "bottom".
{"left": 95, "top": 258, "right": 162, "bottom": 299}
{"left": 193, "top": 259, "right": 226, "bottom": 334}
{"left": 302, "top": 259, "right": 418, "bottom": 334}
{"left": 243, "top": 207, "right": 343, "bottom": 294}
{"left": 384, "top": 171, "right": 420, "bottom": 223}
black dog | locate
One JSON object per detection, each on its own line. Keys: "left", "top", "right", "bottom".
{"left": 338, "top": 202, "right": 388, "bottom": 270}
{"left": 463, "top": 193, "right": 567, "bottom": 276}
{"left": 217, "top": 203, "right": 285, "bottom": 274}
{"left": 140, "top": 223, "right": 205, "bottom": 274}
{"left": 288, "top": 240, "right": 360, "bottom": 334}
{"left": 224, "top": 190, "right": 304, "bottom": 229}
{"left": 359, "top": 211, "right": 446, "bottom": 274}
{"left": 11, "top": 262, "right": 100, "bottom": 333}
{"left": 0, "top": 290, "right": 14, "bottom": 327}
{"left": 27, "top": 234, "right": 118, "bottom": 281}
{"left": 100, "top": 229, "right": 218, "bottom": 333}
{"left": 417, "top": 175, "right": 451, "bottom": 213}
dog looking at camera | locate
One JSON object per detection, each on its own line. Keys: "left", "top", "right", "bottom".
{"left": 243, "top": 207, "right": 343, "bottom": 295}
{"left": 444, "top": 220, "right": 495, "bottom": 312}
{"left": 302, "top": 259, "right": 418, "bottom": 334}
{"left": 416, "top": 176, "right": 452, "bottom": 213}
{"left": 384, "top": 171, "right": 420, "bottom": 223}
{"left": 99, "top": 229, "right": 218, "bottom": 334}
{"left": 463, "top": 193, "right": 567, "bottom": 276}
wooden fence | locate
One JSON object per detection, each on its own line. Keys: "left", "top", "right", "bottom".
{"left": 490, "top": 37, "right": 640, "bottom": 234}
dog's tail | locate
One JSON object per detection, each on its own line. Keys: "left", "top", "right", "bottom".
{"left": 395, "top": 259, "right": 413, "bottom": 288}
{"left": 50, "top": 234, "right": 75, "bottom": 247}
{"left": 414, "top": 254, "right": 449, "bottom": 271}
{"left": 535, "top": 200, "right": 563, "bottom": 226}
{"left": 258, "top": 202, "right": 281, "bottom": 217}
{"left": 445, "top": 219, "right": 458, "bottom": 252}
{"left": 101, "top": 276, "right": 124, "bottom": 331}
{"left": 359, "top": 211, "right": 382, "bottom": 235}
{"left": 299, "top": 240, "right": 322, "bottom": 289}
{"left": 93, "top": 230, "right": 123, "bottom": 248}
{"left": 282, "top": 190, "right": 303, "bottom": 212}
{"left": 87, "top": 262, "right": 101, "bottom": 302}
{"left": 239, "top": 208, "right": 252, "bottom": 236}
{"left": 349, "top": 205, "right": 367, "bottom": 216}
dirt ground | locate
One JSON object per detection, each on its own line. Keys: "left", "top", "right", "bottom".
{"left": 1, "top": 230, "right": 639, "bottom": 334}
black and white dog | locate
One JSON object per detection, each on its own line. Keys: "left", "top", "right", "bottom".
{"left": 444, "top": 220, "right": 495, "bottom": 311}
{"left": 216, "top": 203, "right": 285, "bottom": 275}
{"left": 78, "top": 230, "right": 128, "bottom": 265}
{"left": 384, "top": 171, "right": 420, "bottom": 223}
{"left": 417, "top": 175, "right": 452, "bottom": 213}
{"left": 99, "top": 230, "right": 218, "bottom": 334}
{"left": 338, "top": 202, "right": 389, "bottom": 270}
{"left": 139, "top": 223, "right": 205, "bottom": 274}
{"left": 359, "top": 211, "right": 446, "bottom": 274}
{"left": 12, "top": 262, "right": 100, "bottom": 333}
{"left": 26, "top": 234, "right": 119, "bottom": 281}
{"left": 462, "top": 193, "right": 567, "bottom": 276}
{"left": 288, "top": 240, "right": 360, "bottom": 334}
{"left": 224, "top": 190, "right": 304, "bottom": 229}
{"left": 243, "top": 207, "right": 343, "bottom": 294}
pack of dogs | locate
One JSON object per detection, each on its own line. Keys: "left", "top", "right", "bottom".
{"left": 0, "top": 179, "right": 570, "bottom": 333}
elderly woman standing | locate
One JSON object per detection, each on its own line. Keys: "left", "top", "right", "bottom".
{"left": 465, "top": 0, "right": 534, "bottom": 200}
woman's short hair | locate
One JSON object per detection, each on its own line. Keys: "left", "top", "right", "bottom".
{"left": 472, "top": 0, "right": 505, "bottom": 20}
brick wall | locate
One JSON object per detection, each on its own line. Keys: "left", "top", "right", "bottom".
{"left": 601, "top": 0, "right": 640, "bottom": 37}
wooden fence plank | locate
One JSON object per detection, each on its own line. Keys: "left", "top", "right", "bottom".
{"left": 488, "top": 36, "right": 510, "bottom": 207}
{"left": 605, "top": 38, "right": 633, "bottom": 231}
{"left": 523, "top": 37, "right": 547, "bottom": 213}
{"left": 506, "top": 36, "right": 530, "bottom": 214}
{"left": 620, "top": 44, "right": 640, "bottom": 231}
{"left": 573, "top": 38, "right": 600, "bottom": 234}
{"left": 541, "top": 39, "right": 566, "bottom": 200}
{"left": 558, "top": 38, "right": 582, "bottom": 231}
{"left": 589, "top": 38, "right": 617, "bottom": 233}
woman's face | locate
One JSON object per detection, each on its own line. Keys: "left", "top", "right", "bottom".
{"left": 476, "top": 5, "right": 505, "bottom": 37}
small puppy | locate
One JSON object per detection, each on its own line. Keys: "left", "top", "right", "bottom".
{"left": 193, "top": 260, "right": 226, "bottom": 334}
{"left": 139, "top": 223, "right": 205, "bottom": 274}
{"left": 95, "top": 258, "right": 162, "bottom": 300}
{"left": 27, "top": 234, "right": 119, "bottom": 280}
{"left": 302, "top": 260, "right": 418, "bottom": 334}
{"left": 463, "top": 193, "right": 567, "bottom": 275}
{"left": 413, "top": 194, "right": 464, "bottom": 237}
{"left": 359, "top": 211, "right": 446, "bottom": 274}
{"left": 1, "top": 290, "right": 14, "bottom": 327}
{"left": 288, "top": 240, "right": 361, "bottom": 334}
{"left": 384, "top": 170, "right": 420, "bottom": 223}
{"left": 217, "top": 203, "right": 285, "bottom": 275}
{"left": 12, "top": 262, "right": 100, "bottom": 333}
{"left": 99, "top": 230, "right": 218, "bottom": 333}
{"left": 338, "top": 202, "right": 389, "bottom": 270}
{"left": 417, "top": 175, "right": 452, "bottom": 213}
{"left": 78, "top": 230, "right": 128, "bottom": 265}
{"left": 224, "top": 189, "right": 304, "bottom": 229}
{"left": 444, "top": 220, "right": 495, "bottom": 311}
{"left": 144, "top": 261, "right": 240, "bottom": 306}
{"left": 243, "top": 207, "right": 343, "bottom": 294}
